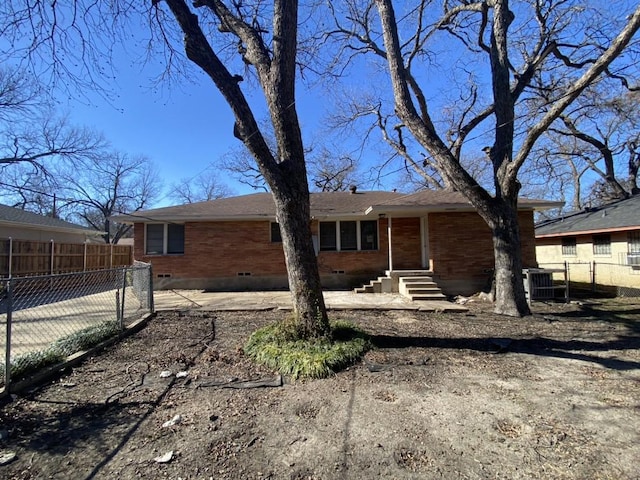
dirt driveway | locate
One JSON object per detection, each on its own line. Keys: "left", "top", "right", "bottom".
{"left": 1, "top": 299, "right": 639, "bottom": 479}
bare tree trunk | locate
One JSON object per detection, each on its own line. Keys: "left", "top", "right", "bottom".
{"left": 163, "top": 0, "right": 330, "bottom": 337}
{"left": 374, "top": 0, "right": 531, "bottom": 316}
{"left": 482, "top": 203, "right": 529, "bottom": 316}
{"left": 273, "top": 185, "right": 329, "bottom": 337}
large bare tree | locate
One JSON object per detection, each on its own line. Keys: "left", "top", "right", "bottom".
{"left": 1, "top": 1, "right": 330, "bottom": 336}
{"left": 169, "top": 169, "right": 234, "bottom": 204}
{"left": 0, "top": 150, "right": 162, "bottom": 243}
{"left": 57, "top": 152, "right": 162, "bottom": 244}
{"left": 536, "top": 88, "right": 640, "bottom": 209}
{"left": 0, "top": 67, "right": 106, "bottom": 176}
{"left": 329, "top": 0, "right": 640, "bottom": 316}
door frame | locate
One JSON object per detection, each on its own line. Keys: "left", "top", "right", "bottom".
{"left": 420, "top": 216, "right": 430, "bottom": 269}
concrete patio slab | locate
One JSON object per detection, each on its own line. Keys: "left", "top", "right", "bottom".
{"left": 152, "top": 290, "right": 468, "bottom": 312}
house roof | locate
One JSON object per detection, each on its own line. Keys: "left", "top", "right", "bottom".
{"left": 535, "top": 194, "right": 640, "bottom": 238}
{"left": 112, "top": 190, "right": 561, "bottom": 224}
{"left": 0, "top": 203, "right": 101, "bottom": 236}
{"left": 365, "top": 189, "right": 561, "bottom": 215}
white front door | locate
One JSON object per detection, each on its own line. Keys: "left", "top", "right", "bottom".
{"left": 421, "top": 216, "right": 430, "bottom": 269}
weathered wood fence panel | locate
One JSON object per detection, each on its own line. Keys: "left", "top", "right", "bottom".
{"left": 1, "top": 238, "right": 133, "bottom": 278}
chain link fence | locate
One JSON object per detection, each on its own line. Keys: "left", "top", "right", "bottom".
{"left": 538, "top": 261, "right": 640, "bottom": 298}
{"left": 1, "top": 261, "right": 153, "bottom": 392}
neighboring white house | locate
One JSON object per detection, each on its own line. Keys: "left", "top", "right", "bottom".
{"left": 0, "top": 204, "right": 102, "bottom": 243}
{"left": 535, "top": 195, "right": 640, "bottom": 293}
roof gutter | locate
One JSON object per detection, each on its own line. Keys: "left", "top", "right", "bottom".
{"left": 110, "top": 214, "right": 277, "bottom": 224}
{"left": 365, "top": 200, "right": 562, "bottom": 216}
{"left": 536, "top": 224, "right": 640, "bottom": 238}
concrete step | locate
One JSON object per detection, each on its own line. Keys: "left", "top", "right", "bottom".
{"left": 406, "top": 287, "right": 444, "bottom": 295}
{"left": 398, "top": 274, "right": 445, "bottom": 300}
{"left": 355, "top": 275, "right": 393, "bottom": 294}
{"left": 400, "top": 276, "right": 434, "bottom": 284}
{"left": 402, "top": 281, "right": 437, "bottom": 289}
{"left": 354, "top": 285, "right": 374, "bottom": 294}
{"left": 387, "top": 269, "right": 433, "bottom": 277}
{"left": 409, "top": 293, "right": 448, "bottom": 301}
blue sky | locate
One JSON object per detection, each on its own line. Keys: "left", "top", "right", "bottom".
{"left": 65, "top": 67, "right": 277, "bottom": 206}
{"left": 5, "top": 1, "right": 635, "bottom": 213}
{"left": 61, "top": 54, "right": 382, "bottom": 208}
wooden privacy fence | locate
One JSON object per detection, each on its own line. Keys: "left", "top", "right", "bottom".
{"left": 0, "top": 238, "right": 133, "bottom": 278}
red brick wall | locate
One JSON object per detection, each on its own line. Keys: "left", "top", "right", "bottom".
{"left": 390, "top": 217, "right": 423, "bottom": 268}
{"left": 428, "top": 210, "right": 537, "bottom": 285}
{"left": 518, "top": 211, "right": 538, "bottom": 266}
{"left": 135, "top": 221, "right": 288, "bottom": 279}
{"left": 133, "top": 211, "right": 537, "bottom": 292}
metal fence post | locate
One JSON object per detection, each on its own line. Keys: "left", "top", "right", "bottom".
{"left": 148, "top": 264, "right": 154, "bottom": 313}
{"left": 120, "top": 267, "right": 127, "bottom": 329}
{"left": 4, "top": 279, "right": 13, "bottom": 390}
{"left": 115, "top": 288, "right": 122, "bottom": 328}
{"left": 8, "top": 237, "right": 12, "bottom": 279}
{"left": 50, "top": 239, "right": 55, "bottom": 275}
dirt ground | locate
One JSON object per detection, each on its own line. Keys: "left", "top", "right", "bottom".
{"left": 1, "top": 298, "right": 639, "bottom": 480}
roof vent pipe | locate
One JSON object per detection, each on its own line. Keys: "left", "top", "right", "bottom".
{"left": 349, "top": 185, "right": 357, "bottom": 194}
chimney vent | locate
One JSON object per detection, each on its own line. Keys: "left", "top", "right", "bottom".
{"left": 349, "top": 185, "right": 357, "bottom": 194}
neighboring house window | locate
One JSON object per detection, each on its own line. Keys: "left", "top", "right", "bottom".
{"left": 145, "top": 223, "right": 185, "bottom": 255}
{"left": 319, "top": 220, "right": 378, "bottom": 251}
{"left": 561, "top": 237, "right": 576, "bottom": 256}
{"left": 271, "top": 222, "right": 282, "bottom": 243}
{"left": 592, "top": 234, "right": 611, "bottom": 256}
{"left": 628, "top": 231, "right": 640, "bottom": 254}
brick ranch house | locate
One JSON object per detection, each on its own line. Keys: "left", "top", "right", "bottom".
{"left": 111, "top": 189, "right": 559, "bottom": 296}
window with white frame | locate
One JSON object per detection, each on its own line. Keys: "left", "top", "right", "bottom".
{"left": 145, "top": 223, "right": 185, "bottom": 255}
{"left": 628, "top": 231, "right": 640, "bottom": 254}
{"left": 561, "top": 237, "right": 576, "bottom": 256}
{"left": 592, "top": 234, "right": 611, "bottom": 256}
{"left": 319, "top": 220, "right": 378, "bottom": 251}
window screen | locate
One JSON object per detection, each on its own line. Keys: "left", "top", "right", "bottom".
{"left": 360, "top": 220, "right": 378, "bottom": 250}
{"left": 561, "top": 237, "right": 576, "bottom": 256}
{"left": 340, "top": 221, "right": 357, "bottom": 250}
{"left": 319, "top": 222, "right": 337, "bottom": 251}
{"left": 146, "top": 224, "right": 164, "bottom": 255}
{"left": 629, "top": 231, "right": 640, "bottom": 254}
{"left": 592, "top": 234, "right": 611, "bottom": 255}
{"left": 167, "top": 224, "right": 185, "bottom": 254}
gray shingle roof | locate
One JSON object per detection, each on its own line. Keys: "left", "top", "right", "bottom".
{"left": 112, "top": 190, "right": 560, "bottom": 224}
{"left": 0, "top": 203, "right": 98, "bottom": 234}
{"left": 111, "top": 191, "right": 402, "bottom": 222}
{"left": 368, "top": 189, "right": 559, "bottom": 211}
{"left": 535, "top": 195, "right": 640, "bottom": 237}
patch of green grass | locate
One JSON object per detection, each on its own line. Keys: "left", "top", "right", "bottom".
{"left": 50, "top": 321, "right": 120, "bottom": 357}
{"left": 1, "top": 349, "right": 65, "bottom": 383}
{"left": 244, "top": 319, "right": 371, "bottom": 379}
{"left": 0, "top": 320, "right": 121, "bottom": 384}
